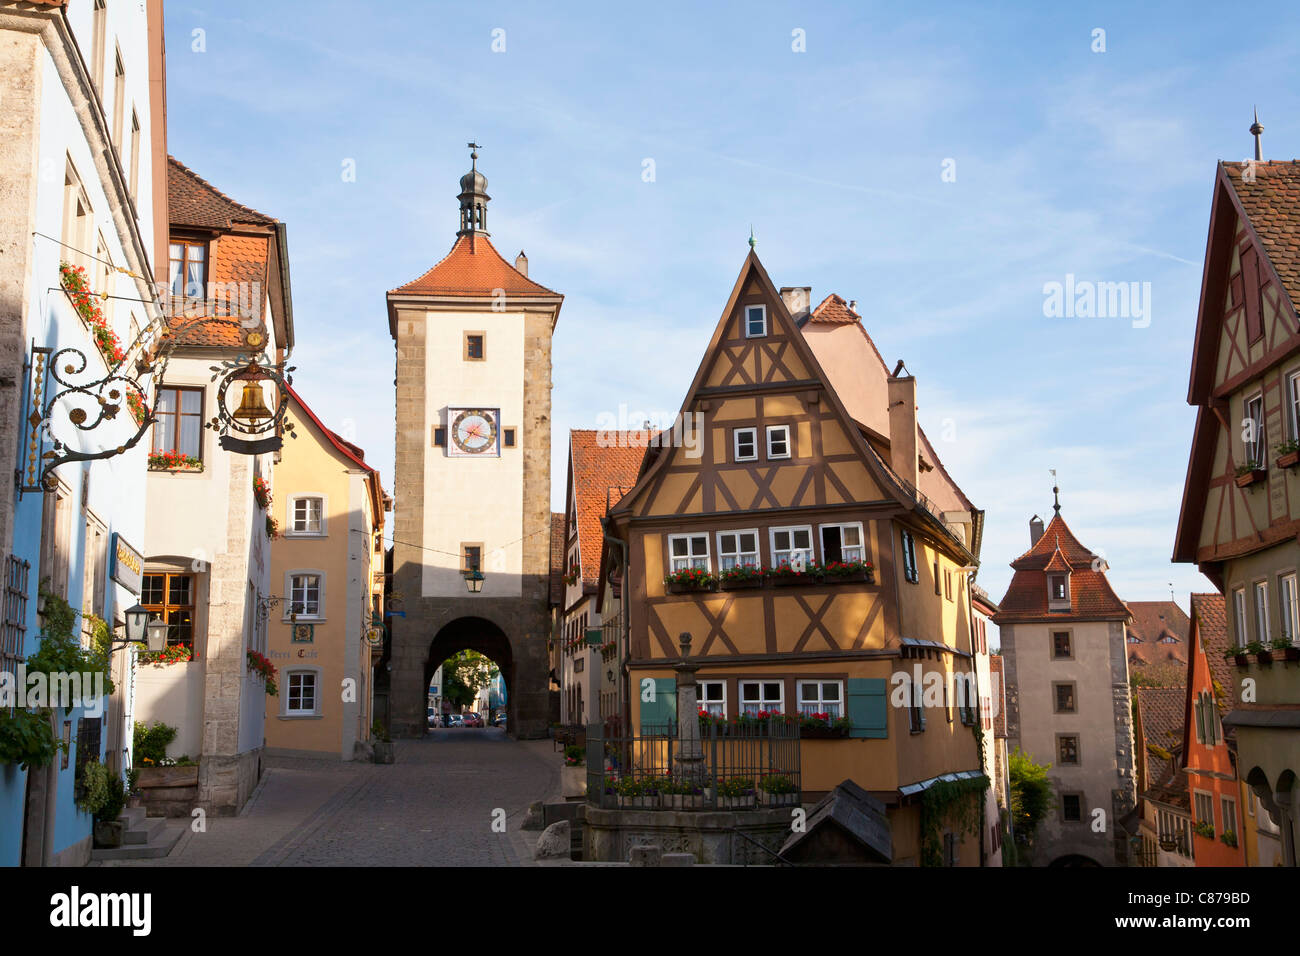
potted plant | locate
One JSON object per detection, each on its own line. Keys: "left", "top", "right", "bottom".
{"left": 822, "top": 559, "right": 875, "bottom": 584}
{"left": 663, "top": 567, "right": 717, "bottom": 594}
{"left": 1193, "top": 820, "right": 1215, "bottom": 839}
{"left": 718, "top": 564, "right": 764, "bottom": 590}
{"left": 563, "top": 744, "right": 584, "bottom": 767}
{"left": 1224, "top": 645, "right": 1250, "bottom": 668}
{"left": 246, "top": 649, "right": 278, "bottom": 696}
{"left": 372, "top": 719, "right": 395, "bottom": 764}
{"left": 715, "top": 776, "right": 756, "bottom": 809}
{"left": 252, "top": 475, "right": 272, "bottom": 510}
{"left": 1247, "top": 640, "right": 1273, "bottom": 665}
{"left": 662, "top": 777, "right": 704, "bottom": 810}
{"left": 1277, "top": 439, "right": 1300, "bottom": 470}
{"left": 1221, "top": 829, "right": 1239, "bottom": 848}
{"left": 757, "top": 773, "right": 799, "bottom": 807}
{"left": 1272, "top": 637, "right": 1300, "bottom": 663}
{"left": 1234, "top": 462, "right": 1267, "bottom": 488}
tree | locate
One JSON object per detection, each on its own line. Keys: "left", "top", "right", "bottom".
{"left": 440, "top": 651, "right": 496, "bottom": 709}
{"left": 1008, "top": 747, "right": 1054, "bottom": 863}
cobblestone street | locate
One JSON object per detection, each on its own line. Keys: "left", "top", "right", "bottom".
{"left": 97, "top": 730, "right": 560, "bottom": 867}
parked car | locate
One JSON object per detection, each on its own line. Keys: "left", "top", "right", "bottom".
{"left": 448, "top": 714, "right": 464, "bottom": 727}
{"left": 493, "top": 714, "right": 506, "bottom": 727}
{"left": 464, "top": 713, "right": 483, "bottom": 728}
{"left": 427, "top": 709, "right": 437, "bottom": 728}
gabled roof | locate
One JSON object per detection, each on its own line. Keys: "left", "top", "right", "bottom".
{"left": 994, "top": 513, "right": 1129, "bottom": 623}
{"left": 1043, "top": 546, "right": 1073, "bottom": 574}
{"left": 168, "top": 156, "right": 277, "bottom": 230}
{"left": 1189, "top": 592, "right": 1234, "bottom": 709}
{"left": 1222, "top": 161, "right": 1300, "bottom": 311}
{"left": 389, "top": 234, "right": 560, "bottom": 298}
{"left": 1136, "top": 686, "right": 1187, "bottom": 792}
{"left": 807, "top": 293, "right": 860, "bottom": 324}
{"left": 779, "top": 779, "right": 892, "bottom": 864}
{"left": 1126, "top": 600, "right": 1190, "bottom": 667}
{"left": 569, "top": 431, "right": 652, "bottom": 590}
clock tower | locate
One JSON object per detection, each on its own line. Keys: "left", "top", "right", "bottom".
{"left": 386, "top": 146, "right": 563, "bottom": 738}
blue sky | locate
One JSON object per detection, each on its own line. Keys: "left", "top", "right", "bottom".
{"left": 163, "top": 0, "right": 1300, "bottom": 621}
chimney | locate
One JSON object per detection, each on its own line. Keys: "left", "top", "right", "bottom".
{"left": 1029, "top": 515, "right": 1044, "bottom": 546}
{"left": 515, "top": 250, "right": 528, "bottom": 277}
{"left": 779, "top": 286, "right": 811, "bottom": 322}
{"left": 886, "top": 365, "right": 918, "bottom": 490}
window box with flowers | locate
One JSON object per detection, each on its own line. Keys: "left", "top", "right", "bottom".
{"left": 718, "top": 564, "right": 764, "bottom": 590}
{"left": 1247, "top": 641, "right": 1273, "bottom": 666}
{"left": 822, "top": 560, "right": 875, "bottom": 585}
{"left": 664, "top": 567, "right": 717, "bottom": 594}
{"left": 1272, "top": 637, "right": 1300, "bottom": 663}
{"left": 798, "top": 712, "right": 852, "bottom": 738}
{"left": 266, "top": 515, "right": 280, "bottom": 540}
{"left": 714, "top": 776, "right": 756, "bottom": 810}
{"left": 253, "top": 475, "right": 272, "bottom": 510}
{"left": 757, "top": 773, "right": 800, "bottom": 807}
{"left": 610, "top": 776, "right": 662, "bottom": 810}
{"left": 139, "top": 643, "right": 193, "bottom": 665}
{"left": 1220, "top": 829, "right": 1238, "bottom": 848}
{"left": 59, "top": 262, "right": 125, "bottom": 368}
{"left": 1193, "top": 820, "right": 1215, "bottom": 840}
{"left": 247, "top": 649, "right": 278, "bottom": 696}
{"left": 766, "top": 561, "right": 821, "bottom": 587}
{"left": 1224, "top": 645, "right": 1250, "bottom": 668}
{"left": 1276, "top": 440, "right": 1300, "bottom": 471}
{"left": 148, "top": 450, "right": 202, "bottom": 472}
{"left": 1234, "top": 463, "right": 1267, "bottom": 488}
{"left": 659, "top": 776, "right": 705, "bottom": 810}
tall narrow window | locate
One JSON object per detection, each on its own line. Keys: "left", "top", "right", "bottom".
{"left": 287, "top": 672, "right": 318, "bottom": 715}
{"left": 129, "top": 110, "right": 141, "bottom": 201}
{"left": 151, "top": 387, "right": 203, "bottom": 461}
{"left": 1244, "top": 393, "right": 1265, "bottom": 468}
{"left": 1281, "top": 573, "right": 1298, "bottom": 644}
{"left": 464, "top": 332, "right": 485, "bottom": 361}
{"left": 1232, "top": 587, "right": 1248, "bottom": 644}
{"left": 901, "top": 530, "right": 918, "bottom": 583}
{"left": 1254, "top": 581, "right": 1270, "bottom": 643}
{"left": 112, "top": 49, "right": 125, "bottom": 152}
{"left": 90, "top": 1, "right": 107, "bottom": 95}
{"left": 62, "top": 160, "right": 93, "bottom": 275}
{"left": 1289, "top": 370, "right": 1300, "bottom": 442}
{"left": 290, "top": 497, "right": 324, "bottom": 534}
{"left": 733, "top": 427, "right": 757, "bottom": 462}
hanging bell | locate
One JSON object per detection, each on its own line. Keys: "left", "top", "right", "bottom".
{"left": 232, "top": 380, "right": 272, "bottom": 422}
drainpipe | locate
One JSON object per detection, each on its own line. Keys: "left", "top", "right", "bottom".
{"left": 600, "top": 516, "right": 630, "bottom": 732}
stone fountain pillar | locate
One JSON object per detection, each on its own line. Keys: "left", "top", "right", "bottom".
{"left": 673, "top": 633, "right": 705, "bottom": 785}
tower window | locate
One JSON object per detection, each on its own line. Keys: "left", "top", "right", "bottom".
{"left": 504, "top": 428, "right": 516, "bottom": 447}
{"left": 464, "top": 332, "right": 485, "bottom": 361}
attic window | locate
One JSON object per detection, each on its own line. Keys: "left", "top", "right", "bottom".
{"left": 744, "top": 305, "right": 767, "bottom": 338}
{"left": 1050, "top": 575, "right": 1068, "bottom": 602}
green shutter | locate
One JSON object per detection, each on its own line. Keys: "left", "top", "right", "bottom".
{"left": 639, "top": 677, "right": 676, "bottom": 734}
{"left": 847, "top": 678, "right": 888, "bottom": 739}
{"left": 1193, "top": 697, "right": 1205, "bottom": 744}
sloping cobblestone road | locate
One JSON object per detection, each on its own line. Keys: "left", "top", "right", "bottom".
{"left": 97, "top": 729, "right": 560, "bottom": 867}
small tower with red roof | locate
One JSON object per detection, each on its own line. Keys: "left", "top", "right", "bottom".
{"left": 993, "top": 486, "right": 1135, "bottom": 866}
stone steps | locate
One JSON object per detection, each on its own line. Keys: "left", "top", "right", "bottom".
{"left": 90, "top": 809, "right": 184, "bottom": 861}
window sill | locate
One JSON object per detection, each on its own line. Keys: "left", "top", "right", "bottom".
{"left": 283, "top": 531, "right": 327, "bottom": 538}
{"left": 279, "top": 713, "right": 323, "bottom": 720}
{"left": 284, "top": 617, "right": 325, "bottom": 625}
{"left": 148, "top": 463, "right": 204, "bottom": 474}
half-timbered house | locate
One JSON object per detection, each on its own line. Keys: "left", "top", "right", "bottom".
{"left": 605, "top": 250, "right": 986, "bottom": 865}
{"left": 1173, "top": 158, "right": 1300, "bottom": 866}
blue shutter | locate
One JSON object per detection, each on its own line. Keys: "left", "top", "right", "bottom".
{"left": 639, "top": 677, "right": 676, "bottom": 734}
{"left": 847, "top": 678, "right": 888, "bottom": 738}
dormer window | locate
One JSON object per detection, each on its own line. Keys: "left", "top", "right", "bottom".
{"left": 1050, "top": 575, "right": 1067, "bottom": 601}
{"left": 1048, "top": 573, "right": 1071, "bottom": 610}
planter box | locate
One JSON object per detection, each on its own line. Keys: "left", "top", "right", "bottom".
{"left": 1234, "top": 654, "right": 1250, "bottom": 668}
{"left": 719, "top": 576, "right": 764, "bottom": 591}
{"left": 93, "top": 821, "right": 123, "bottom": 849}
{"left": 1235, "top": 469, "right": 1267, "bottom": 488}
{"left": 136, "top": 765, "right": 199, "bottom": 789}
{"left": 373, "top": 741, "right": 396, "bottom": 764}
{"left": 668, "top": 793, "right": 705, "bottom": 810}
{"left": 149, "top": 463, "right": 203, "bottom": 473}
{"left": 800, "top": 726, "right": 850, "bottom": 739}
{"left": 1286, "top": 647, "right": 1300, "bottom": 663}
{"left": 824, "top": 570, "right": 874, "bottom": 585}
{"left": 1278, "top": 451, "right": 1300, "bottom": 470}
{"left": 717, "top": 795, "right": 756, "bottom": 810}
{"left": 1256, "top": 650, "right": 1274, "bottom": 666}
{"left": 618, "top": 795, "right": 659, "bottom": 810}
{"left": 759, "top": 791, "right": 799, "bottom": 808}
{"left": 667, "top": 581, "right": 717, "bottom": 595}
{"left": 767, "top": 574, "right": 821, "bottom": 588}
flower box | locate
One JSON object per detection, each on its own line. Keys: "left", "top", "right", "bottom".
{"left": 136, "top": 765, "right": 199, "bottom": 789}
{"left": 1286, "top": 647, "right": 1300, "bottom": 663}
{"left": 1256, "top": 650, "right": 1274, "bottom": 665}
{"left": 800, "top": 725, "right": 850, "bottom": 739}
{"left": 759, "top": 791, "right": 799, "bottom": 808}
{"left": 1235, "top": 468, "right": 1267, "bottom": 488}
{"left": 767, "top": 572, "right": 820, "bottom": 588}
{"left": 719, "top": 575, "right": 764, "bottom": 591}
{"left": 717, "top": 795, "right": 756, "bottom": 810}
{"left": 1233, "top": 654, "right": 1250, "bottom": 668}
{"left": 667, "top": 580, "right": 717, "bottom": 595}
{"left": 1278, "top": 451, "right": 1300, "bottom": 470}
{"left": 668, "top": 793, "right": 705, "bottom": 811}
{"left": 824, "top": 569, "right": 873, "bottom": 585}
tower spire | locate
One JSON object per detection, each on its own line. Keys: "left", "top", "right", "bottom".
{"left": 1051, "top": 469, "right": 1060, "bottom": 515}
{"left": 457, "top": 142, "right": 491, "bottom": 241}
{"left": 1251, "top": 108, "right": 1264, "bottom": 162}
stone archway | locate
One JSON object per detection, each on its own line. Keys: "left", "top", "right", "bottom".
{"left": 1048, "top": 853, "right": 1102, "bottom": 867}
{"left": 425, "top": 617, "right": 513, "bottom": 725}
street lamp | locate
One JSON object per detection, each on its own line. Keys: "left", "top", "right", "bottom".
{"left": 463, "top": 569, "right": 484, "bottom": 594}
{"left": 122, "top": 603, "right": 168, "bottom": 653}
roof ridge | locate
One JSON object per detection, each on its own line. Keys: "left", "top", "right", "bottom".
{"left": 388, "top": 234, "right": 561, "bottom": 297}
{"left": 167, "top": 155, "right": 276, "bottom": 224}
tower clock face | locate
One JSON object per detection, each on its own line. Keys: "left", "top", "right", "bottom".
{"left": 449, "top": 408, "right": 499, "bottom": 456}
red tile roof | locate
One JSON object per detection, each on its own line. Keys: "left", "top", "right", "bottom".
{"left": 569, "top": 430, "right": 652, "bottom": 589}
{"left": 808, "top": 293, "right": 860, "bottom": 324}
{"left": 1136, "top": 685, "right": 1187, "bottom": 794}
{"left": 168, "top": 156, "right": 276, "bottom": 230}
{"left": 390, "top": 234, "right": 561, "bottom": 297}
{"left": 1222, "top": 161, "right": 1300, "bottom": 309}
{"left": 1043, "top": 548, "right": 1073, "bottom": 573}
{"left": 993, "top": 514, "right": 1129, "bottom": 623}
{"left": 1190, "top": 592, "right": 1234, "bottom": 710}
{"left": 1126, "top": 600, "right": 1190, "bottom": 669}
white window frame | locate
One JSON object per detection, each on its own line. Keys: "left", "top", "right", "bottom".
{"left": 286, "top": 570, "right": 325, "bottom": 621}
{"left": 1221, "top": 795, "right": 1237, "bottom": 836}
{"left": 1288, "top": 370, "right": 1300, "bottom": 441}
{"left": 739, "top": 679, "right": 783, "bottom": 716}
{"left": 819, "top": 521, "right": 866, "bottom": 564}
{"left": 769, "top": 525, "right": 813, "bottom": 568}
{"left": 1281, "top": 573, "right": 1298, "bottom": 644}
{"left": 286, "top": 495, "right": 327, "bottom": 536}
{"left": 716, "top": 529, "right": 760, "bottom": 571}
{"left": 797, "top": 679, "right": 844, "bottom": 719}
{"left": 1254, "top": 580, "right": 1270, "bottom": 643}
{"left": 766, "top": 424, "right": 791, "bottom": 460}
{"left": 1232, "top": 586, "right": 1248, "bottom": 644}
{"left": 744, "top": 304, "right": 767, "bottom": 338}
{"left": 733, "top": 427, "right": 757, "bottom": 462}
{"left": 667, "top": 534, "right": 710, "bottom": 573}
{"left": 698, "top": 679, "right": 726, "bottom": 717}
{"left": 283, "top": 669, "right": 321, "bottom": 717}
{"left": 1244, "top": 392, "right": 1265, "bottom": 467}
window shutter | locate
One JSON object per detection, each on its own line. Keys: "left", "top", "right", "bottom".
{"left": 639, "top": 677, "right": 676, "bottom": 734}
{"left": 1193, "top": 697, "right": 1205, "bottom": 744}
{"left": 847, "top": 678, "right": 888, "bottom": 738}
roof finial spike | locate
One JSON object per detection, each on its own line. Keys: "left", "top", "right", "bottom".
{"left": 1050, "top": 469, "right": 1060, "bottom": 515}
{"left": 468, "top": 141, "right": 480, "bottom": 170}
{"left": 1250, "top": 109, "right": 1264, "bottom": 162}
{"left": 748, "top": 225, "right": 756, "bottom": 249}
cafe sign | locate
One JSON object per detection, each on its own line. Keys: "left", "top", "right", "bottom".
{"left": 110, "top": 533, "right": 143, "bottom": 595}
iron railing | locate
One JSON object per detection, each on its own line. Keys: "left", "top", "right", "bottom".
{"left": 585, "top": 719, "right": 801, "bottom": 811}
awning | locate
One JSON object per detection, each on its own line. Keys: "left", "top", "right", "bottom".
{"left": 898, "top": 769, "right": 985, "bottom": 798}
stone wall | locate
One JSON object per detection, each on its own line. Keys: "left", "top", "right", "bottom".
{"left": 584, "top": 807, "right": 793, "bottom": 864}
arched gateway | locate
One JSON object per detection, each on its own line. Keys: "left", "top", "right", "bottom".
{"left": 385, "top": 147, "right": 562, "bottom": 738}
